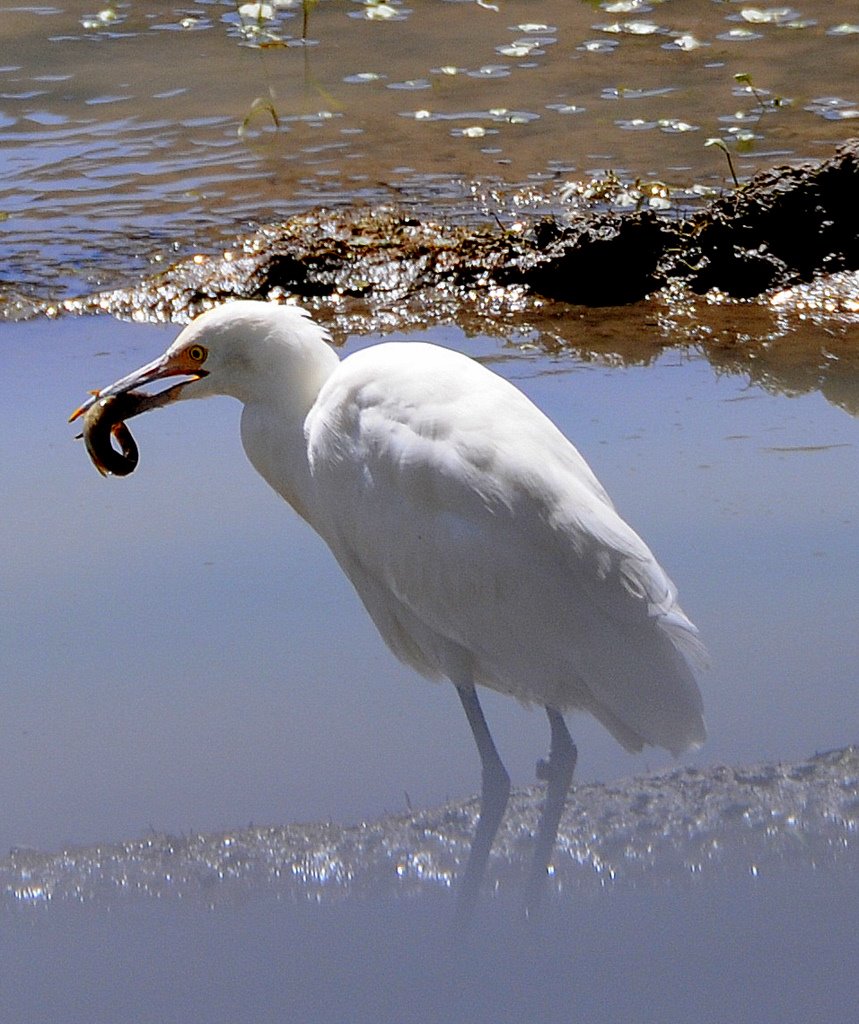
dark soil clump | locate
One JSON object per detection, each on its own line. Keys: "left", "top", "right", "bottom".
{"left": 7, "top": 140, "right": 858, "bottom": 325}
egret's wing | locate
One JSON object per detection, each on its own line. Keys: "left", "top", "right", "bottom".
{"left": 307, "top": 343, "right": 705, "bottom": 753}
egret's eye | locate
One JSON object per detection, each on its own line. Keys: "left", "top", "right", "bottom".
{"left": 187, "top": 344, "right": 207, "bottom": 363}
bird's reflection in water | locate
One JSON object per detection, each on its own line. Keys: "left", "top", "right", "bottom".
{"left": 71, "top": 301, "right": 706, "bottom": 918}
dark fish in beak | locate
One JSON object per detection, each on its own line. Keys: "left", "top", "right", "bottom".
{"left": 70, "top": 347, "right": 209, "bottom": 476}
{"left": 71, "top": 382, "right": 189, "bottom": 477}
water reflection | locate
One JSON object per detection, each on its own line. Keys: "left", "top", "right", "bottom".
{"left": 2, "top": 862, "right": 856, "bottom": 1024}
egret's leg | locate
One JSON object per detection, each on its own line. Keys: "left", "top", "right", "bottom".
{"left": 454, "top": 684, "right": 511, "bottom": 922}
{"left": 526, "top": 706, "right": 578, "bottom": 911}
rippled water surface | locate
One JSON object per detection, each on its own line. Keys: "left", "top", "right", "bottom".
{"left": 2, "top": 0, "right": 858, "bottom": 293}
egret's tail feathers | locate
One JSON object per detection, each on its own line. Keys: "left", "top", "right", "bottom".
{"left": 658, "top": 608, "right": 711, "bottom": 671}
{"left": 589, "top": 702, "right": 646, "bottom": 755}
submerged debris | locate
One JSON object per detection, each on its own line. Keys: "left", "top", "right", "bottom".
{"left": 2, "top": 746, "right": 856, "bottom": 908}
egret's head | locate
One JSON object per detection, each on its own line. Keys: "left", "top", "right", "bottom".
{"left": 71, "top": 301, "right": 334, "bottom": 423}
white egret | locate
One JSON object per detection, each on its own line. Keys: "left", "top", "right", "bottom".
{"left": 72, "top": 301, "right": 706, "bottom": 913}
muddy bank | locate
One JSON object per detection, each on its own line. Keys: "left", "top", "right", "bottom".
{"left": 4, "top": 141, "right": 858, "bottom": 373}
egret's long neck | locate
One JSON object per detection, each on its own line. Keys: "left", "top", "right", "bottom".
{"left": 238, "top": 340, "right": 339, "bottom": 524}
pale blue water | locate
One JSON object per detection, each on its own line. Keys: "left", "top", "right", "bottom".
{"left": 2, "top": 315, "right": 856, "bottom": 858}
{"left": 2, "top": 865, "right": 856, "bottom": 1024}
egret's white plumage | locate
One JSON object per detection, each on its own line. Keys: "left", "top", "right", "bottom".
{"left": 307, "top": 341, "right": 704, "bottom": 753}
{"left": 74, "top": 300, "right": 706, "bottom": 912}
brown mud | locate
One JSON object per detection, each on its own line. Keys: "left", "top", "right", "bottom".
{"left": 5, "top": 141, "right": 858, "bottom": 391}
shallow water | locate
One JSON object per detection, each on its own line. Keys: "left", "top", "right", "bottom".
{"left": 3, "top": 314, "right": 857, "bottom": 857}
{"left": 2, "top": 310, "right": 858, "bottom": 1019}
{"left": 0, "top": 861, "right": 853, "bottom": 1024}
{"left": 2, "top": 0, "right": 858, "bottom": 294}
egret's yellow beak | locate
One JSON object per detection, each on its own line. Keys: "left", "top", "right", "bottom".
{"left": 69, "top": 350, "right": 208, "bottom": 423}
